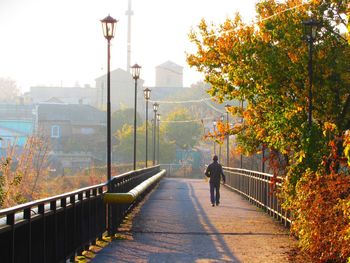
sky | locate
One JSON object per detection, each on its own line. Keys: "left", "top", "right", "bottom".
{"left": 0, "top": 0, "right": 258, "bottom": 93}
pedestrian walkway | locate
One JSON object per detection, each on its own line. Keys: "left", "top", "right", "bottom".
{"left": 92, "top": 178, "right": 303, "bottom": 263}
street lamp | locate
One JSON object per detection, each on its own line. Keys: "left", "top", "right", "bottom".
{"left": 219, "top": 115, "right": 224, "bottom": 163}
{"left": 101, "top": 14, "right": 117, "bottom": 184}
{"left": 131, "top": 63, "right": 141, "bottom": 170}
{"left": 303, "top": 18, "right": 320, "bottom": 128}
{"left": 224, "top": 104, "right": 231, "bottom": 167}
{"left": 143, "top": 88, "right": 151, "bottom": 167}
{"left": 156, "top": 113, "right": 161, "bottom": 165}
{"left": 152, "top": 102, "right": 159, "bottom": 165}
{"left": 240, "top": 99, "right": 244, "bottom": 168}
{"left": 213, "top": 121, "right": 217, "bottom": 155}
{"left": 101, "top": 14, "right": 117, "bottom": 236}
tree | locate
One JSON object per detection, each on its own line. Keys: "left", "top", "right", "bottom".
{"left": 187, "top": 0, "right": 349, "bottom": 261}
{"left": 114, "top": 122, "right": 176, "bottom": 165}
{"left": 187, "top": 0, "right": 349, "bottom": 171}
{"left": 162, "top": 108, "right": 202, "bottom": 149}
{"left": 0, "top": 136, "right": 51, "bottom": 208}
{"left": 0, "top": 77, "right": 19, "bottom": 102}
{"left": 111, "top": 108, "right": 143, "bottom": 134}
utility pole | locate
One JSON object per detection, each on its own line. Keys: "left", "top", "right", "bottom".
{"left": 125, "top": 0, "right": 133, "bottom": 73}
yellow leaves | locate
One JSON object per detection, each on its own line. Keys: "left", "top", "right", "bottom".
{"left": 298, "top": 150, "right": 306, "bottom": 163}
{"left": 344, "top": 130, "right": 350, "bottom": 166}
{"left": 323, "top": 122, "right": 337, "bottom": 136}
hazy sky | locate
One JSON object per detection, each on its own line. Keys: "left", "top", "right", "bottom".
{"left": 0, "top": 0, "right": 258, "bottom": 92}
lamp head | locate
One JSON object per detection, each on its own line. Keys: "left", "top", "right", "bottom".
{"left": 153, "top": 102, "right": 159, "bottom": 112}
{"left": 143, "top": 88, "right": 151, "bottom": 100}
{"left": 303, "top": 19, "right": 320, "bottom": 40}
{"left": 101, "top": 14, "right": 117, "bottom": 40}
{"left": 131, "top": 63, "right": 141, "bottom": 79}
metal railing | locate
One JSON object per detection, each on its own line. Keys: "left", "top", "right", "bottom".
{"left": 0, "top": 165, "right": 162, "bottom": 263}
{"left": 223, "top": 167, "right": 290, "bottom": 226}
{"left": 160, "top": 163, "right": 192, "bottom": 177}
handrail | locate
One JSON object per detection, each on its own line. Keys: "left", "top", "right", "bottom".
{"left": 0, "top": 182, "right": 107, "bottom": 217}
{"left": 222, "top": 166, "right": 290, "bottom": 227}
{"left": 104, "top": 170, "right": 166, "bottom": 204}
{"left": 0, "top": 165, "right": 164, "bottom": 263}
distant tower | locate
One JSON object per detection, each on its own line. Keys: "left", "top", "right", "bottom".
{"left": 125, "top": 0, "right": 133, "bottom": 73}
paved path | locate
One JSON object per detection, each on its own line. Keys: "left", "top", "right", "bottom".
{"left": 92, "top": 178, "right": 302, "bottom": 263}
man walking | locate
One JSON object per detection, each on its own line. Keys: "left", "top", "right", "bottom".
{"left": 205, "top": 155, "right": 226, "bottom": 206}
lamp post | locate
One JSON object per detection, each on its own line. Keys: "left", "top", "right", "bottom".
{"left": 101, "top": 14, "right": 117, "bottom": 236}
{"left": 219, "top": 115, "right": 224, "bottom": 163}
{"left": 143, "top": 88, "right": 151, "bottom": 167}
{"left": 224, "top": 104, "right": 230, "bottom": 167}
{"left": 213, "top": 121, "right": 217, "bottom": 155}
{"left": 131, "top": 64, "right": 141, "bottom": 170}
{"left": 240, "top": 99, "right": 244, "bottom": 168}
{"left": 101, "top": 14, "right": 117, "bottom": 185}
{"left": 303, "top": 18, "right": 319, "bottom": 129}
{"left": 152, "top": 102, "right": 159, "bottom": 165}
{"left": 156, "top": 113, "right": 161, "bottom": 165}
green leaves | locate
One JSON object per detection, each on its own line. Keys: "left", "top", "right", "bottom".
{"left": 187, "top": 0, "right": 350, "bottom": 260}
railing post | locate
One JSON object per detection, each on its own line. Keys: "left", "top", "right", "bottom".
{"left": 24, "top": 207, "right": 31, "bottom": 263}
{"left": 7, "top": 213, "right": 15, "bottom": 263}
{"left": 38, "top": 203, "right": 46, "bottom": 263}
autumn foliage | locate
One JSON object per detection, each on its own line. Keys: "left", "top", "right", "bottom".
{"left": 0, "top": 136, "right": 50, "bottom": 207}
{"left": 187, "top": 0, "right": 349, "bottom": 261}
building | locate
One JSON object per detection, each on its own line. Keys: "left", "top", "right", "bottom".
{"left": 0, "top": 104, "right": 35, "bottom": 150}
{"left": 37, "top": 103, "right": 105, "bottom": 148}
{"left": 155, "top": 60, "right": 183, "bottom": 88}
{"left": 95, "top": 68, "right": 144, "bottom": 111}
{"left": 37, "top": 103, "right": 106, "bottom": 173}
{"left": 27, "top": 86, "right": 98, "bottom": 107}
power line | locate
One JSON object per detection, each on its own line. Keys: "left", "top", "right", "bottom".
{"left": 149, "top": 97, "right": 211, "bottom": 104}
{"left": 161, "top": 117, "right": 212, "bottom": 123}
{"left": 203, "top": 99, "right": 225, "bottom": 114}
{"left": 149, "top": 97, "right": 225, "bottom": 114}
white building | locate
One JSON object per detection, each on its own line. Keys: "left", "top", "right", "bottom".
{"left": 155, "top": 61, "right": 183, "bottom": 88}
{"left": 95, "top": 68, "right": 144, "bottom": 111}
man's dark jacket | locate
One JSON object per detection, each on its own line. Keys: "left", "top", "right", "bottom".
{"left": 205, "top": 161, "right": 225, "bottom": 184}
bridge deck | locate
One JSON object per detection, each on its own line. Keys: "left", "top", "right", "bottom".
{"left": 92, "top": 178, "right": 304, "bottom": 263}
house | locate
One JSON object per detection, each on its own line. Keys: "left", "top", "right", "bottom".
{"left": 0, "top": 104, "right": 35, "bottom": 151}
{"left": 37, "top": 103, "right": 106, "bottom": 173}
{"left": 26, "top": 86, "right": 98, "bottom": 107}
{"left": 37, "top": 103, "right": 105, "bottom": 148}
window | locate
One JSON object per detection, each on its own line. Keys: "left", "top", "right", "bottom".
{"left": 51, "top": 125, "right": 60, "bottom": 138}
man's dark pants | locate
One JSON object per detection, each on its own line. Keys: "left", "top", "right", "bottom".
{"left": 210, "top": 182, "right": 220, "bottom": 205}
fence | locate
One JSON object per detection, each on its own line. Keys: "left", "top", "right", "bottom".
{"left": 223, "top": 167, "right": 290, "bottom": 226}
{"left": 160, "top": 163, "right": 192, "bottom": 177}
{"left": 0, "top": 165, "right": 162, "bottom": 263}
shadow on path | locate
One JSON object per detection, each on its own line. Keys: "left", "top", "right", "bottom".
{"left": 92, "top": 178, "right": 240, "bottom": 262}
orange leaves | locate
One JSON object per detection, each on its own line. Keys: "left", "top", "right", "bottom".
{"left": 292, "top": 171, "right": 350, "bottom": 262}
{"left": 287, "top": 51, "right": 299, "bottom": 63}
